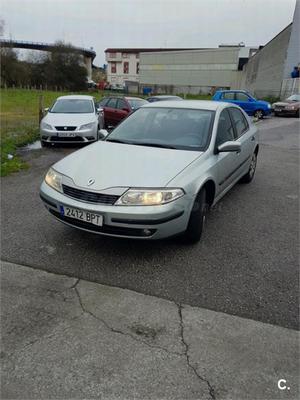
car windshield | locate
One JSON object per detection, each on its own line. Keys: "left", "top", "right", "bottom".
{"left": 106, "top": 107, "right": 214, "bottom": 151}
{"left": 50, "top": 99, "right": 94, "bottom": 113}
{"left": 127, "top": 99, "right": 148, "bottom": 109}
{"left": 287, "top": 94, "right": 300, "bottom": 101}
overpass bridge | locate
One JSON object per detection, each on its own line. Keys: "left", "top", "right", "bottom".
{"left": 0, "top": 39, "right": 96, "bottom": 78}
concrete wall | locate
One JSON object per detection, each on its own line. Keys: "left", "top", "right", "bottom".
{"left": 240, "top": 25, "right": 292, "bottom": 98}
{"left": 283, "top": 0, "right": 300, "bottom": 79}
{"left": 139, "top": 49, "right": 240, "bottom": 94}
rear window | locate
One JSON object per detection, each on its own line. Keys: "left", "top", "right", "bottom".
{"left": 127, "top": 98, "right": 148, "bottom": 109}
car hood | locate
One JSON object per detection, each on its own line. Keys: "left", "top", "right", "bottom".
{"left": 256, "top": 100, "right": 270, "bottom": 107}
{"left": 272, "top": 100, "right": 300, "bottom": 107}
{"left": 43, "top": 112, "right": 96, "bottom": 127}
{"left": 53, "top": 141, "right": 202, "bottom": 190}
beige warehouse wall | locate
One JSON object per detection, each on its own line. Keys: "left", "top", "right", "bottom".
{"left": 241, "top": 24, "right": 292, "bottom": 97}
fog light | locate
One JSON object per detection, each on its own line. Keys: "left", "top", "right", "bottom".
{"left": 143, "top": 229, "right": 152, "bottom": 236}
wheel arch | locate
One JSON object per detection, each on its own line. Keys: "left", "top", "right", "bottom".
{"left": 197, "top": 179, "right": 216, "bottom": 206}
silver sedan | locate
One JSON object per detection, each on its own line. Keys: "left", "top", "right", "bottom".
{"left": 40, "top": 100, "right": 258, "bottom": 242}
{"left": 40, "top": 95, "right": 104, "bottom": 146}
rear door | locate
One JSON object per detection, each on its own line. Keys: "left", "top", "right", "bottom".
{"left": 115, "top": 98, "right": 130, "bottom": 124}
{"left": 104, "top": 97, "right": 118, "bottom": 126}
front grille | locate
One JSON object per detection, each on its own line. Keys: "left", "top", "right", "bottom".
{"left": 55, "top": 126, "right": 77, "bottom": 131}
{"left": 50, "top": 136, "right": 84, "bottom": 142}
{"left": 62, "top": 184, "right": 120, "bottom": 205}
{"left": 49, "top": 209, "right": 156, "bottom": 237}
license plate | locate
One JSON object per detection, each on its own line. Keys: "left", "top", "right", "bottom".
{"left": 60, "top": 206, "right": 103, "bottom": 226}
{"left": 58, "top": 132, "right": 76, "bottom": 137}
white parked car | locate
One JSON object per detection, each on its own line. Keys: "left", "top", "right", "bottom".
{"left": 40, "top": 95, "right": 104, "bottom": 146}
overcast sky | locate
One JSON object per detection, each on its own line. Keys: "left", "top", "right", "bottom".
{"left": 1, "top": 0, "right": 297, "bottom": 65}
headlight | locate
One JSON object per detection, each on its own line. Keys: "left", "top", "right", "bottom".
{"left": 41, "top": 122, "right": 53, "bottom": 130}
{"left": 267, "top": 104, "right": 271, "bottom": 109}
{"left": 286, "top": 105, "right": 295, "bottom": 110}
{"left": 79, "top": 122, "right": 95, "bottom": 130}
{"left": 45, "top": 168, "right": 63, "bottom": 193}
{"left": 116, "top": 188, "right": 184, "bottom": 206}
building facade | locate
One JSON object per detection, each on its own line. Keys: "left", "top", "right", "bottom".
{"left": 105, "top": 48, "right": 201, "bottom": 86}
{"left": 138, "top": 46, "right": 257, "bottom": 94}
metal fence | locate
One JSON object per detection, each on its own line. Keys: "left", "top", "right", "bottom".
{"left": 280, "top": 78, "right": 300, "bottom": 99}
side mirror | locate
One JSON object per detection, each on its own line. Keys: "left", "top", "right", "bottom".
{"left": 217, "top": 141, "right": 241, "bottom": 153}
{"left": 122, "top": 107, "right": 130, "bottom": 113}
{"left": 96, "top": 107, "right": 103, "bottom": 114}
{"left": 99, "top": 129, "right": 109, "bottom": 139}
{"left": 44, "top": 108, "right": 49, "bottom": 113}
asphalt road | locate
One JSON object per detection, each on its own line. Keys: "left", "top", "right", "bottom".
{"left": 1, "top": 117, "right": 299, "bottom": 330}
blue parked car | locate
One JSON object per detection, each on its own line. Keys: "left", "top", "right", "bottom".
{"left": 213, "top": 90, "right": 272, "bottom": 119}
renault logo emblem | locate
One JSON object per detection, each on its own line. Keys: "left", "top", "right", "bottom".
{"left": 87, "top": 178, "right": 95, "bottom": 186}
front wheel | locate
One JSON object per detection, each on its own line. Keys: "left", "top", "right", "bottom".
{"left": 253, "top": 109, "right": 264, "bottom": 119}
{"left": 240, "top": 152, "right": 257, "bottom": 183}
{"left": 182, "top": 188, "right": 208, "bottom": 244}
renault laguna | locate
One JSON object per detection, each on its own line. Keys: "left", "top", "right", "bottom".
{"left": 40, "top": 101, "right": 258, "bottom": 243}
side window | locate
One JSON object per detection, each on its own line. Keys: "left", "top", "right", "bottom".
{"left": 222, "top": 92, "right": 235, "bottom": 100}
{"left": 99, "top": 98, "right": 109, "bottom": 106}
{"left": 215, "top": 109, "right": 235, "bottom": 147}
{"left": 235, "top": 92, "right": 250, "bottom": 101}
{"left": 116, "top": 99, "right": 127, "bottom": 110}
{"left": 106, "top": 98, "right": 118, "bottom": 109}
{"left": 230, "top": 108, "right": 249, "bottom": 137}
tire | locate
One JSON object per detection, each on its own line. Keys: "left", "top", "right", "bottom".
{"left": 41, "top": 140, "right": 51, "bottom": 148}
{"left": 183, "top": 188, "right": 208, "bottom": 244}
{"left": 274, "top": 112, "right": 279, "bottom": 117}
{"left": 253, "top": 109, "right": 264, "bottom": 119}
{"left": 240, "top": 151, "right": 257, "bottom": 183}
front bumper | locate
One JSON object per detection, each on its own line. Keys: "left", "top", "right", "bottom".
{"left": 40, "top": 182, "right": 193, "bottom": 240}
{"left": 40, "top": 127, "right": 98, "bottom": 144}
{"left": 274, "top": 108, "right": 298, "bottom": 116}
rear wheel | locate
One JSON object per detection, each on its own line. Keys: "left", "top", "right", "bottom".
{"left": 183, "top": 188, "right": 208, "bottom": 244}
{"left": 254, "top": 109, "right": 264, "bottom": 119}
{"left": 240, "top": 151, "right": 257, "bottom": 183}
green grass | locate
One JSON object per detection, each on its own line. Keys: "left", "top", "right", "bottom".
{"left": 0, "top": 88, "right": 107, "bottom": 176}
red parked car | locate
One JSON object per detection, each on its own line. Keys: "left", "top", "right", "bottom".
{"left": 99, "top": 96, "right": 148, "bottom": 128}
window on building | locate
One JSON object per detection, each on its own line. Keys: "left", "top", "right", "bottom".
{"left": 229, "top": 108, "right": 249, "bottom": 137}
{"left": 109, "top": 52, "right": 116, "bottom": 58}
{"left": 222, "top": 92, "right": 235, "bottom": 100}
{"left": 111, "top": 62, "right": 116, "bottom": 74}
{"left": 136, "top": 62, "right": 139, "bottom": 74}
{"left": 123, "top": 61, "right": 129, "bottom": 74}
{"left": 135, "top": 53, "right": 139, "bottom": 59}
{"left": 122, "top": 53, "right": 129, "bottom": 58}
{"left": 215, "top": 109, "right": 235, "bottom": 147}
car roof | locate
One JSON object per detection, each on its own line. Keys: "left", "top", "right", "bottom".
{"left": 142, "top": 99, "right": 229, "bottom": 111}
{"left": 148, "top": 95, "right": 181, "bottom": 98}
{"left": 56, "top": 95, "right": 94, "bottom": 100}
{"left": 124, "top": 96, "right": 147, "bottom": 100}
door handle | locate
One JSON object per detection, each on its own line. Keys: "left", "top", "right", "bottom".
{"left": 251, "top": 136, "right": 255, "bottom": 141}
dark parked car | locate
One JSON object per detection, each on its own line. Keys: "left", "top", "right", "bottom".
{"left": 272, "top": 94, "right": 300, "bottom": 117}
{"left": 147, "top": 95, "right": 183, "bottom": 103}
{"left": 213, "top": 90, "right": 272, "bottom": 119}
{"left": 99, "top": 96, "right": 148, "bottom": 128}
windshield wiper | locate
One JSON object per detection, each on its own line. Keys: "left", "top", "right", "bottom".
{"left": 131, "top": 142, "right": 177, "bottom": 149}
